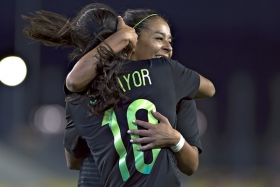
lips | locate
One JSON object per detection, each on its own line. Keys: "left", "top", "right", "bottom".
{"left": 155, "top": 54, "right": 169, "bottom": 59}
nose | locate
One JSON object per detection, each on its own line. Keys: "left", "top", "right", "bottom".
{"left": 163, "top": 40, "right": 173, "bottom": 53}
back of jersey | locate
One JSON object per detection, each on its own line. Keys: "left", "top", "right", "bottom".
{"left": 71, "top": 57, "right": 199, "bottom": 187}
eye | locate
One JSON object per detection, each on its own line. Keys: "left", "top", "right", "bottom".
{"left": 156, "top": 37, "right": 163, "bottom": 41}
{"left": 169, "top": 36, "right": 174, "bottom": 45}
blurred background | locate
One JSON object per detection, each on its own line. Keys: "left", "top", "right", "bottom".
{"left": 0, "top": 0, "right": 280, "bottom": 186}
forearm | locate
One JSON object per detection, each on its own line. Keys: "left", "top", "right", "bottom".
{"left": 130, "top": 111, "right": 199, "bottom": 175}
{"left": 169, "top": 130, "right": 199, "bottom": 175}
{"left": 66, "top": 48, "right": 99, "bottom": 92}
{"left": 173, "top": 142, "right": 199, "bottom": 175}
{"left": 65, "top": 149, "right": 83, "bottom": 170}
{"left": 66, "top": 30, "right": 130, "bottom": 92}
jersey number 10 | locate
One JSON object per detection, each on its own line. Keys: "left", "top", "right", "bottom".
{"left": 102, "top": 99, "right": 161, "bottom": 181}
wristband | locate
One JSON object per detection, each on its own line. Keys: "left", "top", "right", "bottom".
{"left": 170, "top": 134, "right": 185, "bottom": 152}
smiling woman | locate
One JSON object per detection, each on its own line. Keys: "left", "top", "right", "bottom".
{"left": 130, "top": 17, "right": 173, "bottom": 60}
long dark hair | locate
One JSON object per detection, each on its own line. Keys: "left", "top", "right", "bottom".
{"left": 123, "top": 9, "right": 168, "bottom": 36}
{"left": 22, "top": 3, "right": 128, "bottom": 116}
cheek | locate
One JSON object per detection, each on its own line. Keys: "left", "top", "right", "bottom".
{"left": 138, "top": 41, "right": 151, "bottom": 49}
{"left": 170, "top": 51, "right": 173, "bottom": 58}
{"left": 140, "top": 43, "right": 158, "bottom": 54}
{"left": 135, "top": 42, "right": 152, "bottom": 54}
{"left": 133, "top": 39, "right": 160, "bottom": 59}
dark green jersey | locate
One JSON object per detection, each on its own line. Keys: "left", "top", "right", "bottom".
{"left": 66, "top": 58, "right": 200, "bottom": 187}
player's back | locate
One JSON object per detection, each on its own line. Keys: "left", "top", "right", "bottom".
{"left": 68, "top": 57, "right": 200, "bottom": 187}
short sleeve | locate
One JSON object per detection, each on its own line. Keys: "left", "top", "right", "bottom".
{"left": 168, "top": 59, "right": 200, "bottom": 100}
{"left": 63, "top": 102, "right": 90, "bottom": 158}
{"left": 175, "top": 99, "right": 202, "bottom": 154}
{"left": 63, "top": 81, "right": 72, "bottom": 95}
{"left": 63, "top": 81, "right": 88, "bottom": 96}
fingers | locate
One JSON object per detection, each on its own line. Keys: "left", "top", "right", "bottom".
{"left": 133, "top": 119, "right": 155, "bottom": 129}
{"left": 137, "top": 144, "right": 156, "bottom": 151}
{"left": 126, "top": 44, "right": 136, "bottom": 59}
{"left": 126, "top": 49, "right": 133, "bottom": 59}
{"left": 130, "top": 137, "right": 153, "bottom": 144}
{"left": 126, "top": 34, "right": 137, "bottom": 59}
{"left": 127, "top": 128, "right": 151, "bottom": 137}
{"left": 116, "top": 16, "right": 137, "bottom": 59}
{"left": 125, "top": 47, "right": 135, "bottom": 59}
{"left": 132, "top": 110, "right": 169, "bottom": 129}
{"left": 127, "top": 130, "right": 156, "bottom": 151}
{"left": 117, "top": 16, "right": 125, "bottom": 30}
{"left": 129, "top": 137, "right": 157, "bottom": 151}
{"left": 151, "top": 110, "right": 168, "bottom": 123}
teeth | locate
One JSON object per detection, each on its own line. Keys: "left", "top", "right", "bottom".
{"left": 156, "top": 56, "right": 162, "bottom": 58}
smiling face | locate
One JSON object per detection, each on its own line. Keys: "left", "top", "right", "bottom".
{"left": 130, "top": 17, "right": 173, "bottom": 60}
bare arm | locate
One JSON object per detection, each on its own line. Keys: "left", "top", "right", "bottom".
{"left": 195, "top": 74, "right": 216, "bottom": 99}
{"left": 171, "top": 131, "right": 199, "bottom": 175}
{"left": 65, "top": 149, "right": 83, "bottom": 170}
{"left": 66, "top": 16, "right": 137, "bottom": 92}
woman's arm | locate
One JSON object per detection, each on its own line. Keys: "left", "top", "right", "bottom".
{"left": 65, "top": 149, "right": 83, "bottom": 170}
{"left": 195, "top": 74, "right": 215, "bottom": 99}
{"left": 66, "top": 16, "right": 137, "bottom": 92}
{"left": 128, "top": 110, "right": 199, "bottom": 175}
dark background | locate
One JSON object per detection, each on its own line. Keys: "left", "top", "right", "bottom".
{"left": 0, "top": 0, "right": 280, "bottom": 186}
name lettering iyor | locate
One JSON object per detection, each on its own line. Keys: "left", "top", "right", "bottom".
{"left": 118, "top": 69, "right": 152, "bottom": 92}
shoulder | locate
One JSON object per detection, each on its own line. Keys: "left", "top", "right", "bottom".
{"left": 122, "top": 58, "right": 176, "bottom": 67}
{"left": 149, "top": 58, "right": 185, "bottom": 69}
{"left": 149, "top": 57, "right": 176, "bottom": 64}
{"left": 146, "top": 58, "right": 179, "bottom": 71}
{"left": 64, "top": 82, "right": 72, "bottom": 96}
{"left": 63, "top": 81, "right": 88, "bottom": 96}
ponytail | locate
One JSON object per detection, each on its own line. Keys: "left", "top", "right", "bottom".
{"left": 22, "top": 10, "right": 74, "bottom": 48}
{"left": 23, "top": 3, "right": 128, "bottom": 116}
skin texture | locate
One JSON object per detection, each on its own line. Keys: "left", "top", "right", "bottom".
{"left": 130, "top": 18, "right": 173, "bottom": 60}
{"left": 66, "top": 17, "right": 138, "bottom": 92}
{"left": 65, "top": 16, "right": 215, "bottom": 175}
{"left": 129, "top": 111, "right": 199, "bottom": 175}
{"left": 129, "top": 17, "right": 215, "bottom": 99}
{"left": 65, "top": 149, "right": 83, "bottom": 170}
{"left": 66, "top": 17, "right": 215, "bottom": 97}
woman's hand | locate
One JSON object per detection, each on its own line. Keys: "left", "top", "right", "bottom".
{"left": 127, "top": 111, "right": 181, "bottom": 151}
{"left": 127, "top": 110, "right": 199, "bottom": 175}
{"left": 116, "top": 16, "right": 138, "bottom": 58}
{"left": 66, "top": 16, "right": 138, "bottom": 92}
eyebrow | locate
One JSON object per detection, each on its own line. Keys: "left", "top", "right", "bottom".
{"left": 154, "top": 32, "right": 173, "bottom": 40}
